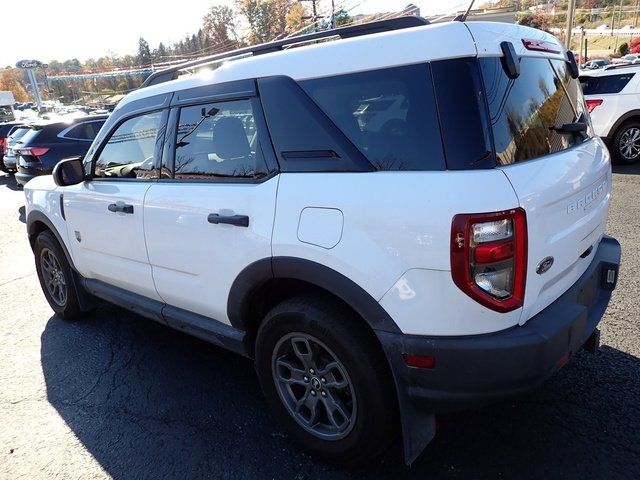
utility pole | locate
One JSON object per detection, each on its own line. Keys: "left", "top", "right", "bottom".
{"left": 565, "top": 0, "right": 576, "bottom": 49}
{"left": 299, "top": 0, "right": 319, "bottom": 32}
{"left": 635, "top": 0, "right": 639, "bottom": 27}
{"left": 614, "top": 0, "right": 624, "bottom": 53}
{"left": 330, "top": 0, "right": 335, "bottom": 29}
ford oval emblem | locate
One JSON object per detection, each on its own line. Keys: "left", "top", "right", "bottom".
{"left": 536, "top": 256, "right": 554, "bottom": 275}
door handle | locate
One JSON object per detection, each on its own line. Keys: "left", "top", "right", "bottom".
{"left": 207, "top": 213, "right": 249, "bottom": 227}
{"left": 108, "top": 203, "right": 134, "bottom": 214}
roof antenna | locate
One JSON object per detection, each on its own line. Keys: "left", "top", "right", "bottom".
{"left": 453, "top": 0, "right": 476, "bottom": 22}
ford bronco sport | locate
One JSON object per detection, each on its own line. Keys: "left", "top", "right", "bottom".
{"left": 24, "top": 18, "right": 621, "bottom": 465}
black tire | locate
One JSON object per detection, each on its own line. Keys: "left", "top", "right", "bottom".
{"left": 255, "top": 294, "right": 398, "bottom": 465}
{"left": 34, "top": 230, "right": 83, "bottom": 320}
{"left": 612, "top": 120, "right": 640, "bottom": 164}
{"left": 0, "top": 161, "right": 8, "bottom": 174}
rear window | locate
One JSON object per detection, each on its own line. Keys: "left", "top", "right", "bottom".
{"left": 480, "top": 56, "right": 590, "bottom": 166}
{"left": 579, "top": 73, "right": 635, "bottom": 94}
{"left": 9, "top": 127, "right": 31, "bottom": 141}
{"left": 300, "top": 64, "right": 446, "bottom": 171}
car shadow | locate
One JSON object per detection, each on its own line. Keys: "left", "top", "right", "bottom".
{"left": 41, "top": 308, "right": 640, "bottom": 479}
{"left": 612, "top": 162, "right": 640, "bottom": 175}
{"left": 0, "top": 173, "right": 21, "bottom": 191}
{"left": 18, "top": 206, "right": 25, "bottom": 223}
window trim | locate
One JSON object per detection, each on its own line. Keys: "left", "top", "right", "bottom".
{"left": 89, "top": 108, "right": 169, "bottom": 182}
{"left": 162, "top": 96, "right": 279, "bottom": 184}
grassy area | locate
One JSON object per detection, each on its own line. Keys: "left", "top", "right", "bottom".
{"left": 567, "top": 34, "right": 635, "bottom": 57}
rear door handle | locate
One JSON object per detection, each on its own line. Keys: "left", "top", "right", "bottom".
{"left": 207, "top": 213, "right": 249, "bottom": 227}
{"left": 108, "top": 203, "right": 134, "bottom": 214}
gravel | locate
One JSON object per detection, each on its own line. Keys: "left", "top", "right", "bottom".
{"left": 0, "top": 166, "right": 639, "bottom": 480}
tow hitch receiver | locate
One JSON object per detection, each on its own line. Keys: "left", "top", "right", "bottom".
{"left": 583, "top": 328, "right": 601, "bottom": 354}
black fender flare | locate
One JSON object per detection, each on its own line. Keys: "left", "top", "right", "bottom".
{"left": 606, "top": 109, "right": 640, "bottom": 140}
{"left": 26, "top": 210, "right": 74, "bottom": 266}
{"left": 226, "top": 256, "right": 401, "bottom": 334}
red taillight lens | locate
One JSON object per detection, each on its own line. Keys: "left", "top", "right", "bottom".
{"left": 451, "top": 208, "right": 527, "bottom": 313}
{"left": 585, "top": 99, "right": 603, "bottom": 113}
{"left": 521, "top": 38, "right": 561, "bottom": 54}
{"left": 18, "top": 147, "right": 49, "bottom": 159}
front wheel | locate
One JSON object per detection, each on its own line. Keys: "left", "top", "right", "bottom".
{"left": 255, "top": 295, "right": 397, "bottom": 465}
{"left": 612, "top": 121, "right": 640, "bottom": 164}
{"left": 34, "top": 230, "right": 82, "bottom": 320}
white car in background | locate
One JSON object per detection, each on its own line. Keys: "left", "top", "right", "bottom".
{"left": 581, "top": 63, "right": 640, "bottom": 163}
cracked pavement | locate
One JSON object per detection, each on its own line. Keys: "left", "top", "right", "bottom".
{"left": 0, "top": 166, "right": 639, "bottom": 479}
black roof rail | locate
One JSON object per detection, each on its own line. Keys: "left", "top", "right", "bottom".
{"left": 140, "top": 16, "right": 430, "bottom": 88}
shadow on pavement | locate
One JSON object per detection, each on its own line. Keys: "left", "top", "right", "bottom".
{"left": 18, "top": 206, "right": 25, "bottom": 223}
{"left": 0, "top": 173, "right": 22, "bottom": 191}
{"left": 41, "top": 308, "right": 640, "bottom": 480}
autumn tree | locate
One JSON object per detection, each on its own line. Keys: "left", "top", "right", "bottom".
{"left": 0, "top": 70, "right": 29, "bottom": 102}
{"left": 236, "top": 0, "right": 295, "bottom": 44}
{"left": 203, "top": 5, "right": 239, "bottom": 50}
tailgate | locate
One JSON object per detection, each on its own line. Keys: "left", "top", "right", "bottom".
{"left": 501, "top": 138, "right": 611, "bottom": 324}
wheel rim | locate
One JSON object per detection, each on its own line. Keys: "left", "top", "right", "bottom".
{"left": 272, "top": 333, "right": 357, "bottom": 441}
{"left": 40, "top": 247, "right": 67, "bottom": 307}
{"left": 619, "top": 127, "right": 640, "bottom": 161}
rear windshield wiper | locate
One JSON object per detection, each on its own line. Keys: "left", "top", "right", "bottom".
{"left": 550, "top": 122, "right": 587, "bottom": 134}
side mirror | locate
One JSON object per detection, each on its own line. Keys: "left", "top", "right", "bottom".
{"left": 52, "top": 157, "right": 87, "bottom": 186}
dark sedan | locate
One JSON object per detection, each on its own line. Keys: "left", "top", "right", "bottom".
{"left": 15, "top": 115, "right": 107, "bottom": 186}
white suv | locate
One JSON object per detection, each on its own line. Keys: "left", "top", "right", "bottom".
{"left": 580, "top": 63, "right": 640, "bottom": 163}
{"left": 24, "top": 18, "right": 621, "bottom": 465}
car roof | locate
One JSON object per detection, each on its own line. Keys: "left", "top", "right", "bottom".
{"left": 118, "top": 21, "right": 565, "bottom": 110}
{"left": 580, "top": 63, "right": 640, "bottom": 76}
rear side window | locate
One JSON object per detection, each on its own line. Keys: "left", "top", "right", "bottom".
{"left": 580, "top": 73, "right": 635, "bottom": 94}
{"left": 64, "top": 121, "right": 105, "bottom": 141}
{"left": 480, "top": 57, "right": 588, "bottom": 166}
{"left": 300, "top": 64, "right": 445, "bottom": 171}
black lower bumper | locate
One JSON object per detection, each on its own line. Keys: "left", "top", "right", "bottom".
{"left": 15, "top": 166, "right": 43, "bottom": 186}
{"left": 378, "top": 235, "right": 622, "bottom": 414}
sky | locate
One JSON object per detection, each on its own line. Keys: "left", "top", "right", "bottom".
{"left": 0, "top": 0, "right": 470, "bottom": 67}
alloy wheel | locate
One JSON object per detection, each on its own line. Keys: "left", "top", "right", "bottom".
{"left": 40, "top": 248, "right": 67, "bottom": 307}
{"left": 272, "top": 333, "right": 357, "bottom": 441}
{"left": 619, "top": 127, "right": 640, "bottom": 161}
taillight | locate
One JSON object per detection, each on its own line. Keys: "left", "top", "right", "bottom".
{"left": 585, "top": 99, "right": 603, "bottom": 113}
{"left": 1, "top": 138, "right": 6, "bottom": 155}
{"left": 18, "top": 147, "right": 49, "bottom": 160}
{"left": 451, "top": 208, "right": 527, "bottom": 313}
{"left": 521, "top": 38, "right": 561, "bottom": 54}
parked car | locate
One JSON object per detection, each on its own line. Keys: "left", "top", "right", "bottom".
{"left": 0, "top": 121, "right": 23, "bottom": 173}
{"left": 580, "top": 63, "right": 640, "bottom": 163}
{"left": 582, "top": 58, "right": 610, "bottom": 70}
{"left": 14, "top": 115, "right": 107, "bottom": 186}
{"left": 2, "top": 124, "right": 32, "bottom": 173}
{"left": 24, "top": 18, "right": 621, "bottom": 465}
{"left": 621, "top": 53, "right": 640, "bottom": 64}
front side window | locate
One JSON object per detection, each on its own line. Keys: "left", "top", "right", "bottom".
{"left": 94, "top": 111, "right": 162, "bottom": 179}
{"left": 301, "top": 64, "right": 446, "bottom": 171}
{"left": 480, "top": 56, "right": 590, "bottom": 166}
{"left": 173, "top": 99, "right": 267, "bottom": 180}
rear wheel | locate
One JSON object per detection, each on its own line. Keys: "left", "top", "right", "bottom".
{"left": 255, "top": 295, "right": 397, "bottom": 465}
{"left": 34, "top": 230, "right": 82, "bottom": 320}
{"left": 612, "top": 121, "right": 640, "bottom": 164}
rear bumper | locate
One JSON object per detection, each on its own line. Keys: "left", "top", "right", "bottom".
{"left": 378, "top": 235, "right": 621, "bottom": 413}
{"left": 15, "top": 165, "right": 46, "bottom": 186}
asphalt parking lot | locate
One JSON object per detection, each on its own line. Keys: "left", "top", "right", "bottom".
{"left": 0, "top": 167, "right": 639, "bottom": 480}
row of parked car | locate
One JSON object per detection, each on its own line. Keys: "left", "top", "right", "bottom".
{"left": 0, "top": 114, "right": 108, "bottom": 186}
